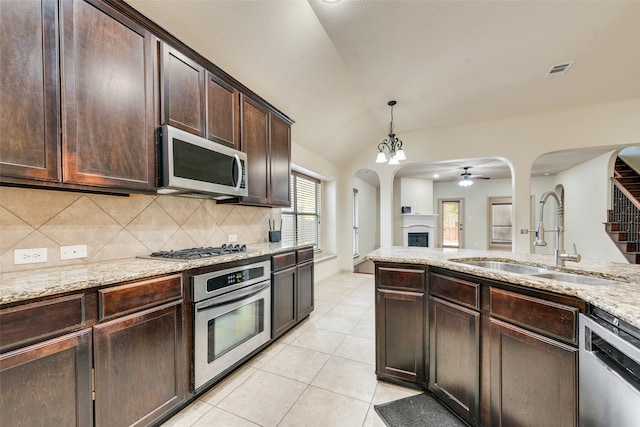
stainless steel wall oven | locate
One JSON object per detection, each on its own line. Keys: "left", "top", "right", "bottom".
{"left": 192, "top": 260, "right": 271, "bottom": 391}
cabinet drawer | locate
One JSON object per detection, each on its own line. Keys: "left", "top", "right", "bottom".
{"left": 377, "top": 266, "right": 426, "bottom": 292}
{"left": 489, "top": 287, "right": 578, "bottom": 345}
{"left": 430, "top": 273, "right": 480, "bottom": 310}
{"left": 297, "top": 247, "right": 314, "bottom": 264}
{"left": 0, "top": 294, "right": 85, "bottom": 351}
{"left": 272, "top": 251, "right": 296, "bottom": 271}
{"left": 99, "top": 274, "right": 182, "bottom": 320}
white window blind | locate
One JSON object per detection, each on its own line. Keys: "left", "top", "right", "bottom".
{"left": 281, "top": 172, "right": 321, "bottom": 249}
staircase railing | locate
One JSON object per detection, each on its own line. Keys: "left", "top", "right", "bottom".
{"left": 611, "top": 177, "right": 640, "bottom": 251}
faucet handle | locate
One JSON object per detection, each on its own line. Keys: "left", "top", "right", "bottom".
{"left": 572, "top": 243, "right": 582, "bottom": 262}
{"left": 562, "top": 243, "right": 581, "bottom": 263}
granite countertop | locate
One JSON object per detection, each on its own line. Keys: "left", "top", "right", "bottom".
{"left": 366, "top": 247, "right": 640, "bottom": 329}
{"left": 0, "top": 242, "right": 313, "bottom": 306}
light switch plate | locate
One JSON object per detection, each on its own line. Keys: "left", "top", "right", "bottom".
{"left": 14, "top": 248, "right": 48, "bottom": 265}
{"left": 228, "top": 234, "right": 238, "bottom": 242}
{"left": 60, "top": 244, "right": 88, "bottom": 260}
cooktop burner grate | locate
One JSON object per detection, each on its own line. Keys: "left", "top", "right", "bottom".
{"left": 149, "top": 244, "right": 247, "bottom": 260}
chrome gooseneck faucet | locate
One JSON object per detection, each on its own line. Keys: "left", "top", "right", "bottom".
{"left": 522, "top": 190, "right": 581, "bottom": 267}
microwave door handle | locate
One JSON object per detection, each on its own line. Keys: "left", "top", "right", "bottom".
{"left": 233, "top": 153, "right": 242, "bottom": 192}
{"left": 196, "top": 281, "right": 269, "bottom": 312}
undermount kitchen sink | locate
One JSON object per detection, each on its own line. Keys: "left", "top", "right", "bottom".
{"left": 533, "top": 271, "right": 622, "bottom": 286}
{"left": 453, "top": 259, "right": 624, "bottom": 286}
{"left": 457, "top": 260, "right": 550, "bottom": 275}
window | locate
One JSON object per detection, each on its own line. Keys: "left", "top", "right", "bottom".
{"left": 353, "top": 188, "right": 359, "bottom": 256}
{"left": 282, "top": 172, "right": 321, "bottom": 249}
{"left": 489, "top": 197, "right": 512, "bottom": 249}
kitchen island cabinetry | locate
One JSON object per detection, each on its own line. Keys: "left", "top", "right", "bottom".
{"left": 0, "top": 0, "right": 156, "bottom": 193}
{"left": 271, "top": 248, "right": 315, "bottom": 339}
{"left": 488, "top": 287, "right": 579, "bottom": 427}
{"left": 375, "top": 263, "right": 427, "bottom": 388}
{"left": 426, "top": 268, "right": 581, "bottom": 427}
{"left": 428, "top": 273, "right": 480, "bottom": 426}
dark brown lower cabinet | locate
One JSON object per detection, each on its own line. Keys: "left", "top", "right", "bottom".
{"left": 489, "top": 318, "right": 578, "bottom": 427}
{"left": 271, "top": 249, "right": 315, "bottom": 339}
{"left": 376, "top": 289, "right": 426, "bottom": 386}
{"left": 272, "top": 265, "right": 297, "bottom": 339}
{"left": 93, "top": 300, "right": 185, "bottom": 427}
{"left": 296, "top": 259, "right": 314, "bottom": 319}
{"left": 0, "top": 329, "right": 93, "bottom": 426}
{"left": 429, "top": 297, "right": 480, "bottom": 425}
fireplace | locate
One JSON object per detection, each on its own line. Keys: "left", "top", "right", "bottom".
{"left": 408, "top": 232, "right": 429, "bottom": 247}
{"left": 402, "top": 214, "right": 438, "bottom": 248}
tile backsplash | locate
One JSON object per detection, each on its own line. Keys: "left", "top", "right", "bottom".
{"left": 1, "top": 187, "right": 277, "bottom": 273}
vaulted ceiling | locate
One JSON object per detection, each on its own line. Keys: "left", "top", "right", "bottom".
{"left": 126, "top": 0, "right": 640, "bottom": 177}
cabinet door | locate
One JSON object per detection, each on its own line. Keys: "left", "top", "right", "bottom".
{"left": 375, "top": 289, "right": 425, "bottom": 386}
{"left": 207, "top": 73, "right": 239, "bottom": 148}
{"left": 93, "top": 300, "right": 185, "bottom": 427}
{"left": 240, "top": 94, "right": 271, "bottom": 205}
{"left": 429, "top": 297, "right": 480, "bottom": 425}
{"left": 272, "top": 266, "right": 297, "bottom": 339}
{"left": 61, "top": 0, "right": 155, "bottom": 191}
{"left": 0, "top": 0, "right": 60, "bottom": 182}
{"left": 296, "top": 260, "right": 314, "bottom": 320}
{"left": 162, "top": 44, "right": 206, "bottom": 137}
{"left": 0, "top": 329, "right": 93, "bottom": 426}
{"left": 269, "top": 113, "right": 291, "bottom": 207}
{"left": 490, "top": 318, "right": 577, "bottom": 427}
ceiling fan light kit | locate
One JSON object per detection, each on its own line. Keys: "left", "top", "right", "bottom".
{"left": 459, "top": 166, "right": 474, "bottom": 187}
{"left": 376, "top": 100, "right": 407, "bottom": 165}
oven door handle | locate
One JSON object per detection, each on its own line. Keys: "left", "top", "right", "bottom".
{"left": 196, "top": 281, "right": 270, "bottom": 311}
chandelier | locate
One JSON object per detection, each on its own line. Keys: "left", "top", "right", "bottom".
{"left": 375, "top": 100, "right": 406, "bottom": 165}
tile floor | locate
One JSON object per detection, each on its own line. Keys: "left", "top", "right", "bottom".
{"left": 161, "top": 270, "right": 422, "bottom": 427}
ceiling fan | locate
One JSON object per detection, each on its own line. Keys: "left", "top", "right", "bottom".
{"left": 458, "top": 166, "right": 489, "bottom": 187}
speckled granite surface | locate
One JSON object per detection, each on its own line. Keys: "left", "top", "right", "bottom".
{"left": 366, "top": 247, "right": 640, "bottom": 329}
{"left": 0, "top": 242, "right": 312, "bottom": 306}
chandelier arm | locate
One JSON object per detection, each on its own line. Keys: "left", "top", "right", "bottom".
{"left": 378, "top": 141, "right": 390, "bottom": 152}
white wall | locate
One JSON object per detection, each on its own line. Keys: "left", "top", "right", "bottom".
{"left": 353, "top": 176, "right": 379, "bottom": 265}
{"left": 433, "top": 178, "right": 512, "bottom": 250}
{"left": 391, "top": 177, "right": 435, "bottom": 245}
{"left": 400, "top": 177, "right": 434, "bottom": 214}
{"left": 290, "top": 142, "right": 343, "bottom": 281}
{"left": 554, "top": 151, "right": 626, "bottom": 262}
{"left": 338, "top": 98, "right": 640, "bottom": 272}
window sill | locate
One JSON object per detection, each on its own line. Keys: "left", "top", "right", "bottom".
{"left": 314, "top": 251, "right": 337, "bottom": 264}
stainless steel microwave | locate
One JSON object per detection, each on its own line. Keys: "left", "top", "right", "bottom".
{"left": 158, "top": 124, "right": 248, "bottom": 199}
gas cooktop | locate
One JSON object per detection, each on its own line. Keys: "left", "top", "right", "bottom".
{"left": 148, "top": 244, "right": 247, "bottom": 260}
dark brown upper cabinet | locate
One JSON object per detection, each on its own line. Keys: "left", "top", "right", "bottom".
{"left": 61, "top": 0, "right": 156, "bottom": 192}
{"left": 221, "top": 94, "right": 291, "bottom": 207}
{"left": 0, "top": 0, "right": 60, "bottom": 182}
{"left": 207, "top": 73, "right": 240, "bottom": 149}
{"left": 0, "top": 0, "right": 156, "bottom": 193}
{"left": 240, "top": 95, "right": 271, "bottom": 206}
{"left": 161, "top": 44, "right": 206, "bottom": 137}
{"left": 270, "top": 113, "right": 292, "bottom": 207}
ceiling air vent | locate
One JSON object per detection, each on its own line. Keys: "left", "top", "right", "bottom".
{"left": 544, "top": 61, "right": 574, "bottom": 78}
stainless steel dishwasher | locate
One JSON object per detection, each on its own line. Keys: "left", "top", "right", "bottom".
{"left": 579, "top": 308, "right": 640, "bottom": 426}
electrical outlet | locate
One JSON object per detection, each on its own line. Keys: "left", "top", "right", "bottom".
{"left": 228, "top": 234, "right": 238, "bottom": 243}
{"left": 60, "top": 244, "right": 88, "bottom": 260}
{"left": 14, "top": 248, "right": 48, "bottom": 265}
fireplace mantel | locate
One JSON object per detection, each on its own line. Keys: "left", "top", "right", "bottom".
{"left": 401, "top": 214, "right": 438, "bottom": 247}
